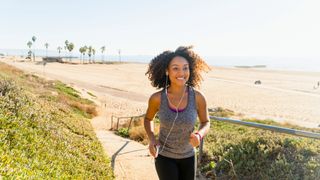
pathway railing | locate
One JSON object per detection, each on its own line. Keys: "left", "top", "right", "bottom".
{"left": 110, "top": 114, "right": 144, "bottom": 132}
{"left": 210, "top": 116, "right": 320, "bottom": 139}
{"left": 110, "top": 114, "right": 320, "bottom": 164}
{"left": 197, "top": 116, "right": 320, "bottom": 164}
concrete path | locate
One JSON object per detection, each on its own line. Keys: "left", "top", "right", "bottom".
{"left": 91, "top": 107, "right": 158, "bottom": 180}
{"left": 95, "top": 130, "right": 158, "bottom": 180}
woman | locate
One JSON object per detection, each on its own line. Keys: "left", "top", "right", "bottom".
{"left": 144, "top": 46, "right": 211, "bottom": 180}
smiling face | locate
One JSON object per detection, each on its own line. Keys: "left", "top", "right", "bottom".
{"left": 167, "top": 56, "right": 190, "bottom": 87}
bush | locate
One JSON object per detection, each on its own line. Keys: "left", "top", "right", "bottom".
{"left": 201, "top": 118, "right": 320, "bottom": 179}
{"left": 117, "top": 128, "right": 129, "bottom": 138}
{"left": 115, "top": 117, "right": 160, "bottom": 145}
{"left": 0, "top": 69, "right": 114, "bottom": 179}
{"left": 129, "top": 126, "right": 148, "bottom": 144}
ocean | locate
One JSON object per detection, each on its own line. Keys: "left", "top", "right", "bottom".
{"left": 1, "top": 49, "right": 320, "bottom": 72}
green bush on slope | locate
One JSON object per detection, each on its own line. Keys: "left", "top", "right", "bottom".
{"left": 0, "top": 64, "right": 114, "bottom": 179}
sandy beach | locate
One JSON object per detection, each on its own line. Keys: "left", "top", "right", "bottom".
{"left": 1, "top": 56, "right": 320, "bottom": 128}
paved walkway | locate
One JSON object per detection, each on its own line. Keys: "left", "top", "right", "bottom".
{"left": 90, "top": 103, "right": 158, "bottom": 180}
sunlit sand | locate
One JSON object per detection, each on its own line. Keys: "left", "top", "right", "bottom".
{"left": 1, "top": 56, "right": 320, "bottom": 128}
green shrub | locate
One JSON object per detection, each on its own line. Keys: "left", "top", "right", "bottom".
{"left": 0, "top": 69, "right": 114, "bottom": 179}
{"left": 117, "top": 128, "right": 129, "bottom": 138}
{"left": 201, "top": 118, "right": 320, "bottom": 179}
{"left": 54, "top": 81, "right": 80, "bottom": 98}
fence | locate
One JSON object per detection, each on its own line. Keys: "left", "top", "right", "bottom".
{"left": 110, "top": 114, "right": 144, "bottom": 132}
{"left": 196, "top": 116, "right": 320, "bottom": 164}
{"left": 110, "top": 114, "right": 320, "bottom": 164}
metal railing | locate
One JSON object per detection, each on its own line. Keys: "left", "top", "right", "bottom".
{"left": 196, "top": 116, "right": 320, "bottom": 164}
{"left": 111, "top": 113, "right": 320, "bottom": 139}
{"left": 110, "top": 113, "right": 320, "bottom": 164}
{"left": 111, "top": 114, "right": 144, "bottom": 132}
{"left": 210, "top": 116, "right": 320, "bottom": 139}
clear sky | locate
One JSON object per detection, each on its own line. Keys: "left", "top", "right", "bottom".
{"left": 1, "top": 0, "right": 320, "bottom": 57}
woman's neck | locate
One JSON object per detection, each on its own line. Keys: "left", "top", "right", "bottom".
{"left": 167, "top": 84, "right": 187, "bottom": 95}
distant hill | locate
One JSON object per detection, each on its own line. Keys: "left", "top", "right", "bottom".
{"left": 234, "top": 65, "right": 267, "bottom": 68}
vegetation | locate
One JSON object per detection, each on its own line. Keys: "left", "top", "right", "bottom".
{"left": 88, "top": 46, "right": 93, "bottom": 63}
{"left": 115, "top": 106, "right": 320, "bottom": 179}
{"left": 31, "top": 36, "right": 36, "bottom": 61}
{"left": 0, "top": 62, "right": 114, "bottom": 179}
{"left": 79, "top": 46, "right": 87, "bottom": 63}
{"left": 26, "top": 41, "right": 33, "bottom": 60}
{"left": 200, "top": 108, "right": 320, "bottom": 179}
{"left": 87, "top": 91, "right": 97, "bottom": 98}
{"left": 24, "top": 37, "right": 105, "bottom": 64}
{"left": 57, "top": 46, "right": 62, "bottom": 58}
{"left": 101, "top": 46, "right": 106, "bottom": 61}
{"left": 53, "top": 81, "right": 97, "bottom": 118}
{"left": 115, "top": 116, "right": 159, "bottom": 145}
{"left": 44, "top": 42, "right": 49, "bottom": 57}
{"left": 116, "top": 128, "right": 130, "bottom": 138}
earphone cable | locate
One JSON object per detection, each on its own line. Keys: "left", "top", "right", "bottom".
{"left": 159, "top": 75, "right": 187, "bottom": 155}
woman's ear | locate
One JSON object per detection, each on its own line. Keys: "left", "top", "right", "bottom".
{"left": 166, "top": 71, "right": 168, "bottom": 76}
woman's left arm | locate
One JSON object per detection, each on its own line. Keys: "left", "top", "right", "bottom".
{"left": 195, "top": 90, "right": 210, "bottom": 138}
{"left": 189, "top": 90, "right": 210, "bottom": 147}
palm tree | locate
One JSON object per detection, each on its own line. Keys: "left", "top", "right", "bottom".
{"left": 27, "top": 41, "right": 32, "bottom": 60}
{"left": 87, "top": 46, "right": 92, "bottom": 63}
{"left": 118, "top": 49, "right": 121, "bottom": 62}
{"left": 44, "top": 43, "right": 49, "bottom": 57}
{"left": 64, "top": 40, "right": 69, "bottom": 47}
{"left": 101, "top": 46, "right": 106, "bottom": 62}
{"left": 92, "top": 48, "right": 96, "bottom": 63}
{"left": 82, "top": 46, "right": 88, "bottom": 63}
{"left": 32, "top": 36, "right": 36, "bottom": 61}
{"left": 57, "top": 46, "right": 62, "bottom": 58}
{"left": 67, "top": 43, "right": 74, "bottom": 61}
{"left": 79, "top": 47, "right": 83, "bottom": 63}
{"left": 64, "top": 40, "right": 69, "bottom": 58}
{"left": 79, "top": 47, "right": 86, "bottom": 64}
{"left": 27, "top": 41, "right": 32, "bottom": 49}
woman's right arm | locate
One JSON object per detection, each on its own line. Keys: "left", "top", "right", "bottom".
{"left": 144, "top": 92, "right": 160, "bottom": 157}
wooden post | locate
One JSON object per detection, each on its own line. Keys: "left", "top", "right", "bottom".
{"left": 198, "top": 138, "right": 204, "bottom": 165}
{"left": 116, "top": 117, "right": 120, "bottom": 130}
{"left": 127, "top": 117, "right": 134, "bottom": 133}
{"left": 110, "top": 115, "right": 113, "bottom": 130}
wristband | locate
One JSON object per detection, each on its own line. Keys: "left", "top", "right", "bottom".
{"left": 195, "top": 132, "right": 202, "bottom": 141}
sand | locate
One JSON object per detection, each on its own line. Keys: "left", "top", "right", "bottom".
{"left": 1, "top": 56, "right": 320, "bottom": 128}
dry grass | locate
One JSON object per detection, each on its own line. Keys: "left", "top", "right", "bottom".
{"left": 71, "top": 101, "right": 98, "bottom": 116}
{"left": 129, "top": 126, "right": 148, "bottom": 144}
{"left": 119, "top": 118, "right": 160, "bottom": 145}
{"left": 58, "top": 95, "right": 97, "bottom": 117}
{"left": 0, "top": 62, "right": 24, "bottom": 76}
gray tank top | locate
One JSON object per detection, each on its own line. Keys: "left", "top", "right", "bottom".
{"left": 158, "top": 87, "right": 197, "bottom": 159}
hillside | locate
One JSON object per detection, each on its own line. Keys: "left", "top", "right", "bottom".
{"left": 0, "top": 62, "right": 114, "bottom": 179}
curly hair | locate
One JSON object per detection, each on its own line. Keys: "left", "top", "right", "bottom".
{"left": 146, "top": 46, "right": 211, "bottom": 89}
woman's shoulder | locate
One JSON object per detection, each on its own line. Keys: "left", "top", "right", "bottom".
{"left": 148, "top": 90, "right": 163, "bottom": 105}
{"left": 192, "top": 88, "right": 207, "bottom": 102}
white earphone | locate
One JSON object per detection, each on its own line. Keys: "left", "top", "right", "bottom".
{"left": 158, "top": 72, "right": 186, "bottom": 156}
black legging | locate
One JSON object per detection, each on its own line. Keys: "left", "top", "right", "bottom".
{"left": 155, "top": 154, "right": 195, "bottom": 180}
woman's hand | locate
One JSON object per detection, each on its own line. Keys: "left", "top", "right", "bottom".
{"left": 148, "top": 139, "right": 159, "bottom": 158}
{"left": 189, "top": 133, "right": 201, "bottom": 147}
